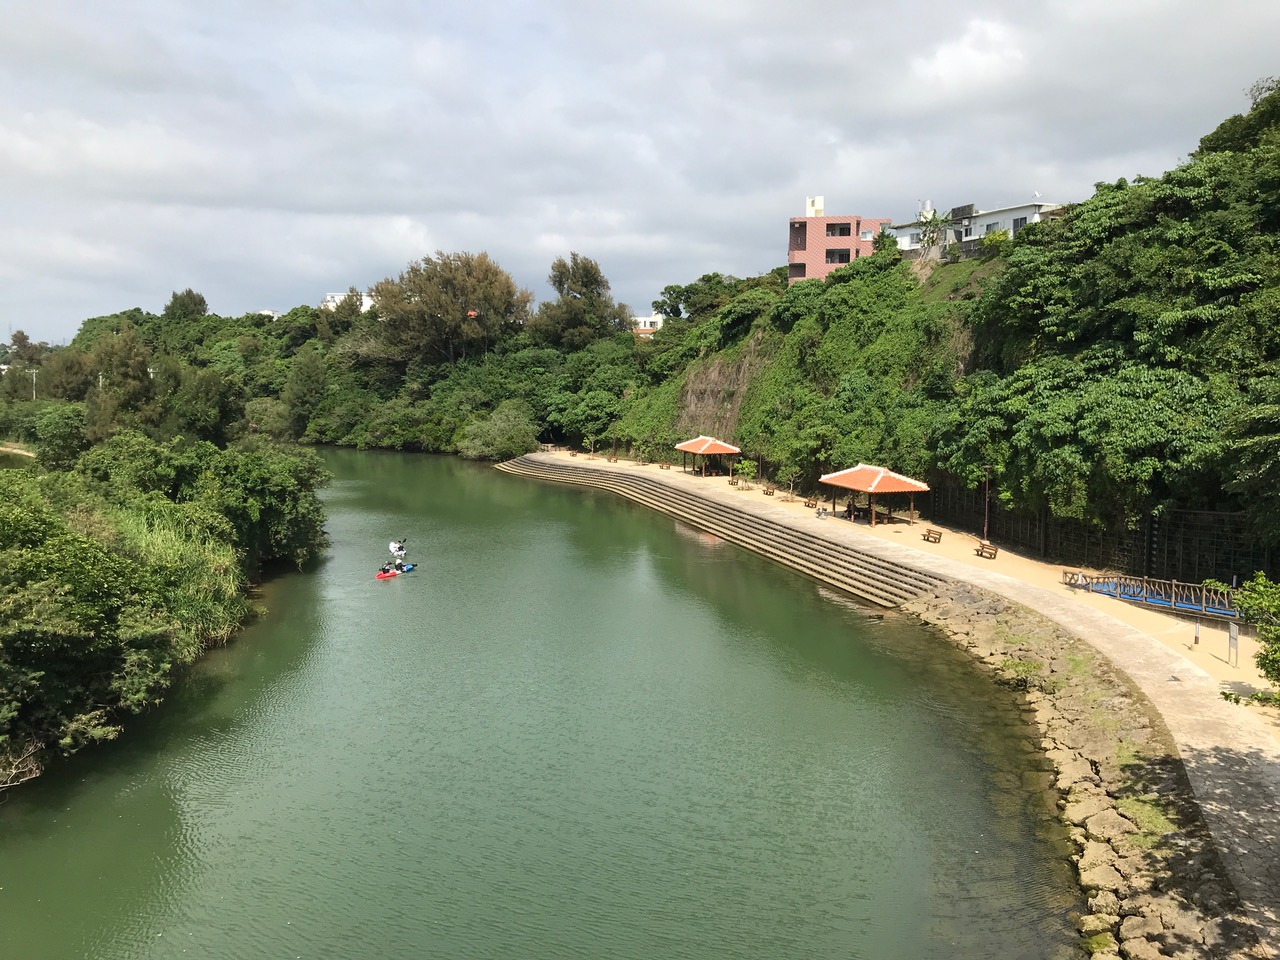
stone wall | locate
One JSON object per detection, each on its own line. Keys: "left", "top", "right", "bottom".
{"left": 901, "top": 582, "right": 1260, "bottom": 958}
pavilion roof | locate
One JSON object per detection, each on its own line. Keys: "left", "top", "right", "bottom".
{"left": 674, "top": 435, "right": 741, "bottom": 455}
{"left": 819, "top": 463, "right": 929, "bottom": 494}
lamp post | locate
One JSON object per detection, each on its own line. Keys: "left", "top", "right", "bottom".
{"left": 29, "top": 369, "right": 37, "bottom": 400}
{"left": 982, "top": 464, "right": 992, "bottom": 542}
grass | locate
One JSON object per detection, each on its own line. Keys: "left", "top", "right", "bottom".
{"left": 916, "top": 257, "right": 1003, "bottom": 304}
{"left": 1115, "top": 794, "right": 1179, "bottom": 850}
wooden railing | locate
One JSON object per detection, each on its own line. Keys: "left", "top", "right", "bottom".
{"left": 1062, "top": 571, "right": 1238, "bottom": 620}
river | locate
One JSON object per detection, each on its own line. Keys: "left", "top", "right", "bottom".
{"left": 0, "top": 449, "right": 1081, "bottom": 959}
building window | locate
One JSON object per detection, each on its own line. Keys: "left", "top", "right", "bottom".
{"left": 1012, "top": 216, "right": 1028, "bottom": 235}
{"left": 826, "top": 248, "right": 851, "bottom": 264}
{"left": 909, "top": 232, "right": 922, "bottom": 246}
{"left": 826, "top": 223, "right": 852, "bottom": 237}
{"left": 788, "top": 263, "right": 807, "bottom": 280}
{"left": 985, "top": 222, "right": 1000, "bottom": 234}
{"left": 963, "top": 225, "right": 972, "bottom": 239}
{"left": 860, "top": 230, "right": 873, "bottom": 241}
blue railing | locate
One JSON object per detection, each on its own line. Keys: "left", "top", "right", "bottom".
{"left": 1062, "top": 571, "right": 1238, "bottom": 620}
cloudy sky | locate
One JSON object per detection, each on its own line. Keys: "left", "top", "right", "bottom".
{"left": 3, "top": 1, "right": 1278, "bottom": 344}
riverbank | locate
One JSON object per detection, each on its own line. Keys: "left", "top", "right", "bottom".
{"left": 499, "top": 451, "right": 1280, "bottom": 959}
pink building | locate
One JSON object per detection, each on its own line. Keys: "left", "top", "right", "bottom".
{"left": 787, "top": 196, "right": 891, "bottom": 283}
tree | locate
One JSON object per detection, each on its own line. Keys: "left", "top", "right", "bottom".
{"left": 369, "top": 252, "right": 533, "bottom": 367}
{"left": 7, "top": 330, "right": 47, "bottom": 366}
{"left": 83, "top": 324, "right": 157, "bottom": 440}
{"left": 651, "top": 273, "right": 740, "bottom": 322}
{"left": 316, "top": 290, "right": 362, "bottom": 344}
{"left": 280, "top": 342, "right": 327, "bottom": 438}
{"left": 913, "top": 208, "right": 949, "bottom": 260}
{"left": 33, "top": 403, "right": 88, "bottom": 470}
{"left": 979, "top": 228, "right": 1011, "bottom": 259}
{"left": 776, "top": 463, "right": 801, "bottom": 499}
{"left": 162, "top": 289, "right": 208, "bottom": 324}
{"left": 1209, "top": 572, "right": 1280, "bottom": 683}
{"left": 456, "top": 400, "right": 539, "bottom": 461}
{"left": 872, "top": 229, "right": 901, "bottom": 256}
{"left": 165, "top": 366, "right": 245, "bottom": 444}
{"left": 529, "top": 253, "right": 633, "bottom": 350}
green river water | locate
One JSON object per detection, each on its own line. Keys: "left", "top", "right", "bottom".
{"left": 0, "top": 449, "right": 1082, "bottom": 959}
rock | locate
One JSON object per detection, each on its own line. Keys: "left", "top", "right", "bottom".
{"left": 1114, "top": 855, "right": 1149, "bottom": 880}
{"left": 1056, "top": 757, "right": 1098, "bottom": 787}
{"left": 1065, "top": 795, "right": 1112, "bottom": 825}
{"left": 1088, "top": 890, "right": 1121, "bottom": 916}
{"left": 1077, "top": 839, "right": 1114, "bottom": 871}
{"left": 1118, "top": 914, "right": 1162, "bottom": 940}
{"left": 1085, "top": 809, "right": 1139, "bottom": 844}
{"left": 1119, "top": 893, "right": 1157, "bottom": 918}
{"left": 1078, "top": 912, "right": 1119, "bottom": 936}
{"left": 1118, "top": 937, "right": 1164, "bottom": 959}
{"left": 1079, "top": 863, "right": 1126, "bottom": 894}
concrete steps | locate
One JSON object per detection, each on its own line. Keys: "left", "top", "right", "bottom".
{"left": 495, "top": 456, "right": 950, "bottom": 608}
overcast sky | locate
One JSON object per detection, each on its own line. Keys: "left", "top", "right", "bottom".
{"left": 3, "top": 1, "right": 1278, "bottom": 344}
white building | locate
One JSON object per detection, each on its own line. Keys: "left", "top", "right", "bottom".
{"left": 321, "top": 291, "right": 375, "bottom": 312}
{"left": 632, "top": 314, "right": 665, "bottom": 337}
{"left": 894, "top": 199, "right": 1065, "bottom": 255}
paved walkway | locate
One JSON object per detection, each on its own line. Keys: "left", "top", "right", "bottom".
{"left": 526, "top": 452, "right": 1280, "bottom": 949}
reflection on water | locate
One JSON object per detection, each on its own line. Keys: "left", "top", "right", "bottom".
{"left": 0, "top": 449, "right": 1081, "bottom": 960}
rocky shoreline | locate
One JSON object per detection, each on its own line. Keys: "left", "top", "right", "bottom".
{"left": 901, "top": 581, "right": 1259, "bottom": 959}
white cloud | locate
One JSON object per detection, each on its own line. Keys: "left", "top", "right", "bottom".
{"left": 2, "top": 0, "right": 1280, "bottom": 341}
{"left": 909, "top": 19, "right": 1026, "bottom": 97}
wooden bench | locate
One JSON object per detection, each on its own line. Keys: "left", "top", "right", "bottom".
{"left": 658, "top": 462, "right": 671, "bottom": 470}
{"left": 728, "top": 477, "right": 738, "bottom": 485}
{"left": 763, "top": 487, "right": 775, "bottom": 496}
{"left": 569, "top": 451, "right": 577, "bottom": 457}
{"left": 975, "top": 541, "right": 998, "bottom": 560}
{"left": 804, "top": 498, "right": 818, "bottom": 509}
{"left": 922, "top": 528, "right": 942, "bottom": 543}
{"left": 607, "top": 456, "right": 618, "bottom": 462}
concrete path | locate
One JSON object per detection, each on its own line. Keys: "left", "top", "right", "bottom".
{"left": 521, "top": 451, "right": 1280, "bottom": 950}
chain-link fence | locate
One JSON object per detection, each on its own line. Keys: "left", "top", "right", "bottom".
{"left": 925, "top": 475, "right": 1277, "bottom": 584}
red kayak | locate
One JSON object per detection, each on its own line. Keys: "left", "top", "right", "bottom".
{"left": 375, "top": 562, "right": 416, "bottom": 580}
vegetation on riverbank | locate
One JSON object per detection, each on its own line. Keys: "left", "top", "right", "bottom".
{"left": 0, "top": 433, "right": 329, "bottom": 788}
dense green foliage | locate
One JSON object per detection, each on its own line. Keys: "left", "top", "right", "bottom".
{"left": 0, "top": 430, "right": 329, "bottom": 786}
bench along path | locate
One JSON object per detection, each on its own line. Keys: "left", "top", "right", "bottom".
{"left": 497, "top": 452, "right": 1280, "bottom": 952}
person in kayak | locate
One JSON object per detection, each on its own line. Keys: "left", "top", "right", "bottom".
{"left": 389, "top": 538, "right": 406, "bottom": 559}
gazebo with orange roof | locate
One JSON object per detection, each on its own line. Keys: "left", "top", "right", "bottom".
{"left": 674, "top": 435, "right": 741, "bottom": 477}
{"left": 819, "top": 463, "right": 930, "bottom": 526}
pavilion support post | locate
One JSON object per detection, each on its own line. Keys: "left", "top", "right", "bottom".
{"left": 909, "top": 493, "right": 915, "bottom": 524}
{"left": 871, "top": 494, "right": 876, "bottom": 527}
